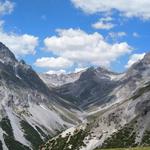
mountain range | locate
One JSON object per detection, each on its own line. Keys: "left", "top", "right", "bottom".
{"left": 0, "top": 42, "right": 150, "bottom": 150}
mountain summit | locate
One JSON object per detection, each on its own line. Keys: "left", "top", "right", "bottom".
{"left": 0, "top": 42, "right": 17, "bottom": 63}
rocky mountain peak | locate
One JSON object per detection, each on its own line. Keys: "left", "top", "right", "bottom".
{"left": 96, "top": 66, "right": 118, "bottom": 75}
{"left": 78, "top": 66, "right": 117, "bottom": 82}
{"left": 127, "top": 52, "right": 150, "bottom": 74}
{"left": 0, "top": 42, "right": 17, "bottom": 63}
{"left": 142, "top": 52, "right": 150, "bottom": 64}
{"left": 78, "top": 67, "right": 95, "bottom": 81}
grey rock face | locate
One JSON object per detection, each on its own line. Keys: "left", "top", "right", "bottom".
{"left": 0, "top": 53, "right": 50, "bottom": 99}
{"left": 0, "top": 42, "right": 17, "bottom": 63}
{"left": 49, "top": 67, "right": 119, "bottom": 109}
{"left": 39, "top": 70, "right": 83, "bottom": 87}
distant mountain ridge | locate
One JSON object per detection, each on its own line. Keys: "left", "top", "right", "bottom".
{"left": 40, "top": 66, "right": 123, "bottom": 109}
{"left": 39, "top": 70, "right": 83, "bottom": 87}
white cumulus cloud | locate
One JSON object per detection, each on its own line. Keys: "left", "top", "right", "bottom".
{"left": 92, "top": 17, "right": 115, "bottom": 30}
{"left": 0, "top": 31, "right": 38, "bottom": 57}
{"left": 107, "top": 32, "right": 127, "bottom": 42}
{"left": 92, "top": 21, "right": 115, "bottom": 30}
{"left": 71, "top": 0, "right": 150, "bottom": 20}
{"left": 0, "top": 0, "right": 14, "bottom": 16}
{"left": 109, "top": 32, "right": 126, "bottom": 38}
{"left": 42, "top": 28, "right": 132, "bottom": 71}
{"left": 34, "top": 57, "right": 73, "bottom": 70}
{"left": 0, "top": 1, "right": 38, "bottom": 57}
{"left": 125, "top": 53, "right": 146, "bottom": 68}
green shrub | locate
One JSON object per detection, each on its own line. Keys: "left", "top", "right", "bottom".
{"left": 3, "top": 134, "right": 30, "bottom": 150}
{"left": 101, "top": 123, "right": 137, "bottom": 149}
{"left": 20, "top": 120, "right": 43, "bottom": 150}
{"left": 0, "top": 117, "right": 14, "bottom": 138}
{"left": 40, "top": 128, "right": 89, "bottom": 150}
{"left": 141, "top": 130, "right": 150, "bottom": 146}
{"left": 0, "top": 140, "right": 3, "bottom": 150}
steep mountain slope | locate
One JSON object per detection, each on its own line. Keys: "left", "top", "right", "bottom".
{"left": 40, "top": 52, "right": 150, "bottom": 150}
{"left": 0, "top": 42, "right": 83, "bottom": 150}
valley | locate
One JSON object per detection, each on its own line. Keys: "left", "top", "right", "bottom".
{"left": 0, "top": 42, "right": 150, "bottom": 150}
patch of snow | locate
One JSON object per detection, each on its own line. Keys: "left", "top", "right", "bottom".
{"left": 16, "top": 74, "right": 22, "bottom": 79}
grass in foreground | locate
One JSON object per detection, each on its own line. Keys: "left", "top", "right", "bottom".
{"left": 96, "top": 147, "right": 150, "bottom": 150}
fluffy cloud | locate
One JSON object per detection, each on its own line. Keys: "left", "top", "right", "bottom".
{"left": 92, "top": 17, "right": 115, "bottom": 30}
{"left": 92, "top": 21, "right": 115, "bottom": 30}
{"left": 108, "top": 32, "right": 127, "bottom": 42}
{"left": 109, "top": 32, "right": 126, "bottom": 38}
{"left": 34, "top": 57, "right": 73, "bottom": 70}
{"left": 0, "top": 0, "right": 39, "bottom": 57}
{"left": 0, "top": 31, "right": 38, "bottom": 57}
{"left": 0, "top": 1, "right": 38, "bottom": 57}
{"left": 71, "top": 0, "right": 150, "bottom": 20}
{"left": 125, "top": 53, "right": 146, "bottom": 68}
{"left": 0, "top": 0, "right": 14, "bottom": 15}
{"left": 43, "top": 28, "right": 132, "bottom": 71}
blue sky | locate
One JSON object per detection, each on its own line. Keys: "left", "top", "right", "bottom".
{"left": 0, "top": 0, "right": 150, "bottom": 73}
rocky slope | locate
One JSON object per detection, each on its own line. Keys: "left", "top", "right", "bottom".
{"left": 42, "top": 67, "right": 123, "bottom": 109}
{"left": 0, "top": 42, "right": 83, "bottom": 150}
{"left": 40, "top": 52, "right": 150, "bottom": 150}
{"left": 39, "top": 71, "right": 83, "bottom": 88}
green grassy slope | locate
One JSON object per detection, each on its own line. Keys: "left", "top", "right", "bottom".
{"left": 95, "top": 147, "right": 150, "bottom": 150}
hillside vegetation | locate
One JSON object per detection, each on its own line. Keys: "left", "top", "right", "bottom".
{"left": 95, "top": 147, "right": 150, "bottom": 150}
